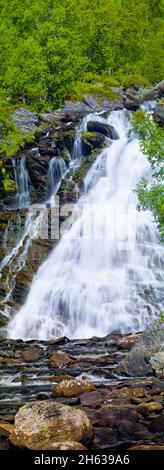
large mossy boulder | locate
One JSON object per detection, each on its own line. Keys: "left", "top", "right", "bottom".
{"left": 10, "top": 401, "right": 92, "bottom": 450}
{"left": 82, "top": 131, "right": 106, "bottom": 156}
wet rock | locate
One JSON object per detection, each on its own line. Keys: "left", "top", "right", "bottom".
{"left": 0, "top": 423, "right": 14, "bottom": 437}
{"left": 118, "top": 334, "right": 140, "bottom": 350}
{"left": 52, "top": 379, "right": 95, "bottom": 398}
{"left": 10, "top": 401, "right": 92, "bottom": 450}
{"left": 49, "top": 350, "right": 74, "bottom": 368}
{"left": 80, "top": 391, "right": 105, "bottom": 408}
{"left": 147, "top": 413, "right": 164, "bottom": 433}
{"left": 81, "top": 132, "right": 106, "bottom": 156}
{"left": 150, "top": 352, "right": 164, "bottom": 379}
{"left": 93, "top": 427, "right": 116, "bottom": 448}
{"left": 21, "top": 347, "right": 43, "bottom": 362}
{"left": 12, "top": 107, "right": 38, "bottom": 134}
{"left": 118, "top": 421, "right": 154, "bottom": 442}
{"left": 129, "top": 444, "right": 164, "bottom": 450}
{"left": 117, "top": 320, "right": 164, "bottom": 377}
{"left": 137, "top": 402, "right": 163, "bottom": 415}
{"left": 94, "top": 404, "right": 139, "bottom": 428}
{"left": 87, "top": 121, "right": 118, "bottom": 140}
{"left": 105, "top": 386, "right": 151, "bottom": 401}
{"left": 0, "top": 347, "right": 43, "bottom": 365}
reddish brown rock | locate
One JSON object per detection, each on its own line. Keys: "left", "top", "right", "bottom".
{"left": 21, "top": 348, "right": 43, "bottom": 362}
{"left": 0, "top": 423, "right": 14, "bottom": 437}
{"left": 52, "top": 379, "right": 95, "bottom": 398}
{"left": 0, "top": 347, "right": 42, "bottom": 364}
{"left": 80, "top": 391, "right": 105, "bottom": 408}
{"left": 49, "top": 350, "right": 74, "bottom": 368}
{"left": 118, "top": 334, "right": 140, "bottom": 350}
{"left": 93, "top": 427, "right": 116, "bottom": 448}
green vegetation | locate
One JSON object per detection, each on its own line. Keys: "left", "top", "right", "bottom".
{"left": 0, "top": 0, "right": 163, "bottom": 112}
{"left": 0, "top": 0, "right": 163, "bottom": 166}
{"left": 160, "top": 312, "right": 164, "bottom": 322}
{"left": 132, "top": 110, "right": 164, "bottom": 240}
{"left": 82, "top": 132, "right": 96, "bottom": 139}
{"left": 0, "top": 110, "right": 34, "bottom": 157}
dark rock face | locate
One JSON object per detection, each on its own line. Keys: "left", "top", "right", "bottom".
{"left": 87, "top": 121, "right": 119, "bottom": 140}
{"left": 82, "top": 132, "right": 106, "bottom": 156}
{"left": 117, "top": 321, "right": 164, "bottom": 377}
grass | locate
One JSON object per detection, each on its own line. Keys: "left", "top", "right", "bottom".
{"left": 67, "top": 80, "right": 118, "bottom": 102}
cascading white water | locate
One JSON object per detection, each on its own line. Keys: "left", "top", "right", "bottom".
{"left": 12, "top": 156, "right": 30, "bottom": 208}
{"left": 47, "top": 157, "right": 67, "bottom": 197}
{"left": 71, "top": 112, "right": 106, "bottom": 168}
{"left": 8, "top": 109, "right": 164, "bottom": 340}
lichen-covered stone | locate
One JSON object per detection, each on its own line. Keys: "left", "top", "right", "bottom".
{"left": 10, "top": 401, "right": 92, "bottom": 449}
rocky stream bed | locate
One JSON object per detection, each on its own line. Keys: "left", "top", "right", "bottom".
{"left": 0, "top": 322, "right": 163, "bottom": 450}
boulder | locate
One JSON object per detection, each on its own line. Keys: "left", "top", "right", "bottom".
{"left": 117, "top": 320, "right": 164, "bottom": 377}
{"left": 81, "top": 131, "right": 106, "bottom": 156}
{"left": 12, "top": 107, "right": 38, "bottom": 134}
{"left": 83, "top": 93, "right": 124, "bottom": 112}
{"left": 150, "top": 352, "right": 164, "bottom": 379}
{"left": 141, "top": 80, "right": 164, "bottom": 101}
{"left": 87, "top": 120, "right": 118, "bottom": 140}
{"left": 10, "top": 401, "right": 92, "bottom": 450}
{"left": 49, "top": 350, "right": 74, "bottom": 368}
{"left": 52, "top": 379, "right": 95, "bottom": 398}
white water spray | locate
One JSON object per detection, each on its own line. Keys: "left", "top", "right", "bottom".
{"left": 12, "top": 157, "right": 30, "bottom": 208}
{"left": 8, "top": 110, "right": 164, "bottom": 340}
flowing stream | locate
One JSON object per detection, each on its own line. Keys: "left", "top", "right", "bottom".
{"left": 7, "top": 109, "right": 164, "bottom": 340}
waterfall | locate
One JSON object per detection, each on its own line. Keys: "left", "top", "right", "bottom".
{"left": 47, "top": 157, "right": 67, "bottom": 198}
{"left": 71, "top": 112, "right": 106, "bottom": 168}
{"left": 12, "top": 156, "right": 29, "bottom": 208}
{"left": 8, "top": 109, "right": 164, "bottom": 340}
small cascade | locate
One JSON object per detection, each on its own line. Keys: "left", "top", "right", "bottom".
{"left": 71, "top": 112, "right": 106, "bottom": 169}
{"left": 12, "top": 156, "right": 30, "bottom": 208}
{"left": 47, "top": 156, "right": 67, "bottom": 198}
{"left": 8, "top": 109, "right": 164, "bottom": 341}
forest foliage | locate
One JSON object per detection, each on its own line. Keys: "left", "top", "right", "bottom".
{"left": 0, "top": 0, "right": 163, "bottom": 111}
{"left": 132, "top": 110, "right": 164, "bottom": 240}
